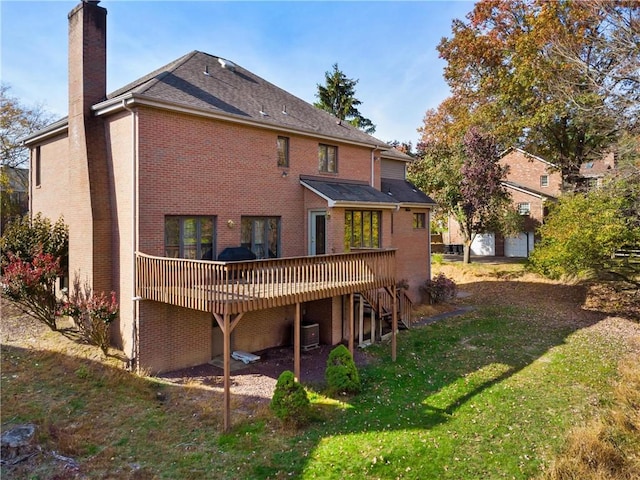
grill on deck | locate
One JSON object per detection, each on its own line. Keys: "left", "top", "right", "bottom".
{"left": 218, "top": 247, "right": 257, "bottom": 262}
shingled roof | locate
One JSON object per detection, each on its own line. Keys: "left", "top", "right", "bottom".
{"left": 97, "top": 51, "right": 389, "bottom": 147}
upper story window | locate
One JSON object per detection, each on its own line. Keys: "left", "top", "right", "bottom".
{"left": 165, "top": 216, "right": 215, "bottom": 260}
{"left": 345, "top": 210, "right": 381, "bottom": 250}
{"left": 34, "top": 147, "right": 41, "bottom": 187}
{"left": 517, "top": 203, "right": 531, "bottom": 216}
{"left": 241, "top": 216, "right": 280, "bottom": 259}
{"left": 413, "top": 212, "right": 426, "bottom": 229}
{"left": 540, "top": 175, "right": 549, "bottom": 187}
{"left": 318, "top": 144, "right": 337, "bottom": 173}
{"left": 277, "top": 136, "right": 289, "bottom": 168}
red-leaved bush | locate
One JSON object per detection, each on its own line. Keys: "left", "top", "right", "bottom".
{"left": 1, "top": 251, "right": 62, "bottom": 330}
{"left": 61, "top": 277, "right": 118, "bottom": 355}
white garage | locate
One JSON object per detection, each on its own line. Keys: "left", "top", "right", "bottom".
{"left": 505, "top": 232, "right": 534, "bottom": 257}
{"left": 471, "top": 233, "right": 495, "bottom": 256}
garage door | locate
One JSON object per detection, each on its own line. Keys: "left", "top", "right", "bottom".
{"left": 471, "top": 233, "right": 495, "bottom": 256}
{"left": 505, "top": 233, "right": 533, "bottom": 257}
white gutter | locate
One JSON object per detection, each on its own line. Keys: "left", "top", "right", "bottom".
{"left": 93, "top": 94, "right": 388, "bottom": 151}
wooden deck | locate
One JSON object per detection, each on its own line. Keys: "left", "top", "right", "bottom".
{"left": 136, "top": 250, "right": 396, "bottom": 315}
{"left": 135, "top": 249, "right": 399, "bottom": 432}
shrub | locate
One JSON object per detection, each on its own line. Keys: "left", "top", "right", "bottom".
{"left": 62, "top": 277, "right": 119, "bottom": 356}
{"left": 0, "top": 213, "right": 68, "bottom": 272}
{"left": 325, "top": 344, "right": 361, "bottom": 395}
{"left": 270, "top": 370, "right": 311, "bottom": 427}
{"left": 1, "top": 251, "right": 62, "bottom": 330}
{"left": 419, "top": 273, "right": 457, "bottom": 304}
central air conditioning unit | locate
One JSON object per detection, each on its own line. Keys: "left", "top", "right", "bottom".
{"left": 300, "top": 323, "right": 319, "bottom": 351}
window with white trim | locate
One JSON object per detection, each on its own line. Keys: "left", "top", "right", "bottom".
{"left": 517, "top": 203, "right": 531, "bottom": 215}
{"left": 540, "top": 175, "right": 549, "bottom": 187}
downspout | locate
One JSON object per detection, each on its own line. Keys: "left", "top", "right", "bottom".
{"left": 123, "top": 99, "right": 140, "bottom": 370}
{"left": 370, "top": 147, "right": 378, "bottom": 187}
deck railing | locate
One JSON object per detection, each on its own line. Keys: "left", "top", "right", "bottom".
{"left": 136, "top": 250, "right": 396, "bottom": 315}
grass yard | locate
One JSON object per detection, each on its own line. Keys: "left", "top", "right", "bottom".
{"left": 1, "top": 260, "right": 639, "bottom": 479}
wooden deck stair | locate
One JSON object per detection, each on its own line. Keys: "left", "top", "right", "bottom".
{"left": 360, "top": 287, "right": 412, "bottom": 333}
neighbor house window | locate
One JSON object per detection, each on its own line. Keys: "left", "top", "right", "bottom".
{"left": 413, "top": 212, "right": 426, "bottom": 229}
{"left": 277, "top": 136, "right": 289, "bottom": 167}
{"left": 345, "top": 210, "right": 381, "bottom": 250}
{"left": 540, "top": 175, "right": 549, "bottom": 187}
{"left": 34, "top": 147, "right": 41, "bottom": 187}
{"left": 241, "top": 216, "right": 280, "bottom": 259}
{"left": 318, "top": 144, "right": 337, "bottom": 173}
{"left": 165, "top": 216, "right": 215, "bottom": 260}
{"left": 517, "top": 203, "right": 531, "bottom": 215}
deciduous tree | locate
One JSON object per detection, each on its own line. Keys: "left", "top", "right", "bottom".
{"left": 421, "top": 0, "right": 640, "bottom": 189}
{"left": 530, "top": 166, "right": 640, "bottom": 287}
{"left": 409, "top": 128, "right": 521, "bottom": 263}
{"left": 1, "top": 84, "right": 54, "bottom": 170}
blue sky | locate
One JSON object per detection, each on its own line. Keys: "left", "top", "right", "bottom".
{"left": 1, "top": 1, "right": 474, "bottom": 145}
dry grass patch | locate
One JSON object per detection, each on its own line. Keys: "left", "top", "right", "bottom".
{"left": 540, "top": 357, "right": 640, "bottom": 480}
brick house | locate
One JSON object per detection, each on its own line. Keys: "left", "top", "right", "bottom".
{"left": 446, "top": 147, "right": 561, "bottom": 257}
{"left": 23, "top": 1, "right": 435, "bottom": 425}
{"left": 0, "top": 166, "right": 29, "bottom": 235}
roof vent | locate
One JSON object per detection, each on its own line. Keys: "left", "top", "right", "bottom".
{"left": 218, "top": 58, "right": 236, "bottom": 71}
{"left": 259, "top": 105, "right": 268, "bottom": 116}
{"left": 282, "top": 105, "right": 287, "bottom": 115}
{"left": 203, "top": 65, "right": 210, "bottom": 76}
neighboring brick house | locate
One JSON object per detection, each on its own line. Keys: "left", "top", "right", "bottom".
{"left": 446, "top": 147, "right": 561, "bottom": 257}
{"left": 0, "top": 166, "right": 29, "bottom": 235}
{"left": 23, "top": 0, "right": 436, "bottom": 404}
{"left": 577, "top": 151, "right": 617, "bottom": 191}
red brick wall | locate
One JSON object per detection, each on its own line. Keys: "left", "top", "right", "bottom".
{"left": 135, "top": 107, "right": 375, "bottom": 258}
{"left": 104, "top": 112, "right": 135, "bottom": 353}
{"left": 233, "top": 307, "right": 295, "bottom": 352}
{"left": 30, "top": 134, "right": 70, "bottom": 221}
{"left": 391, "top": 208, "right": 432, "bottom": 302}
{"left": 500, "top": 149, "right": 562, "bottom": 196}
{"left": 137, "top": 301, "right": 211, "bottom": 374}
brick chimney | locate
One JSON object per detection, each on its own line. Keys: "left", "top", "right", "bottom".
{"left": 67, "top": 0, "right": 113, "bottom": 295}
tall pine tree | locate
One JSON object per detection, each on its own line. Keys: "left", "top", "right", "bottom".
{"left": 314, "top": 64, "right": 376, "bottom": 134}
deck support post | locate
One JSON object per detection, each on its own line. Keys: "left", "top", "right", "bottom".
{"left": 222, "top": 313, "right": 231, "bottom": 431}
{"left": 294, "top": 302, "right": 301, "bottom": 381}
{"left": 358, "top": 295, "right": 364, "bottom": 347}
{"left": 212, "top": 312, "right": 245, "bottom": 432}
{"left": 348, "top": 293, "right": 354, "bottom": 356}
{"left": 392, "top": 285, "right": 397, "bottom": 362}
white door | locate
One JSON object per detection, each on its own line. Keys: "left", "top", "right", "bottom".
{"left": 309, "top": 211, "right": 327, "bottom": 255}
{"left": 505, "top": 233, "right": 531, "bottom": 257}
{"left": 471, "top": 233, "right": 495, "bottom": 256}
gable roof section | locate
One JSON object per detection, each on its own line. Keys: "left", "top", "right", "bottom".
{"left": 502, "top": 180, "right": 557, "bottom": 200}
{"left": 500, "top": 147, "right": 557, "bottom": 168}
{"left": 381, "top": 148, "right": 414, "bottom": 162}
{"left": 381, "top": 178, "right": 436, "bottom": 207}
{"left": 95, "top": 51, "right": 389, "bottom": 148}
{"left": 300, "top": 175, "right": 398, "bottom": 209}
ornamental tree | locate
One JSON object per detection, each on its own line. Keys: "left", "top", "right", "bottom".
{"left": 409, "top": 128, "right": 521, "bottom": 264}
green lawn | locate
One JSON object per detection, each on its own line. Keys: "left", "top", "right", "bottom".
{"left": 2, "top": 272, "right": 638, "bottom": 479}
